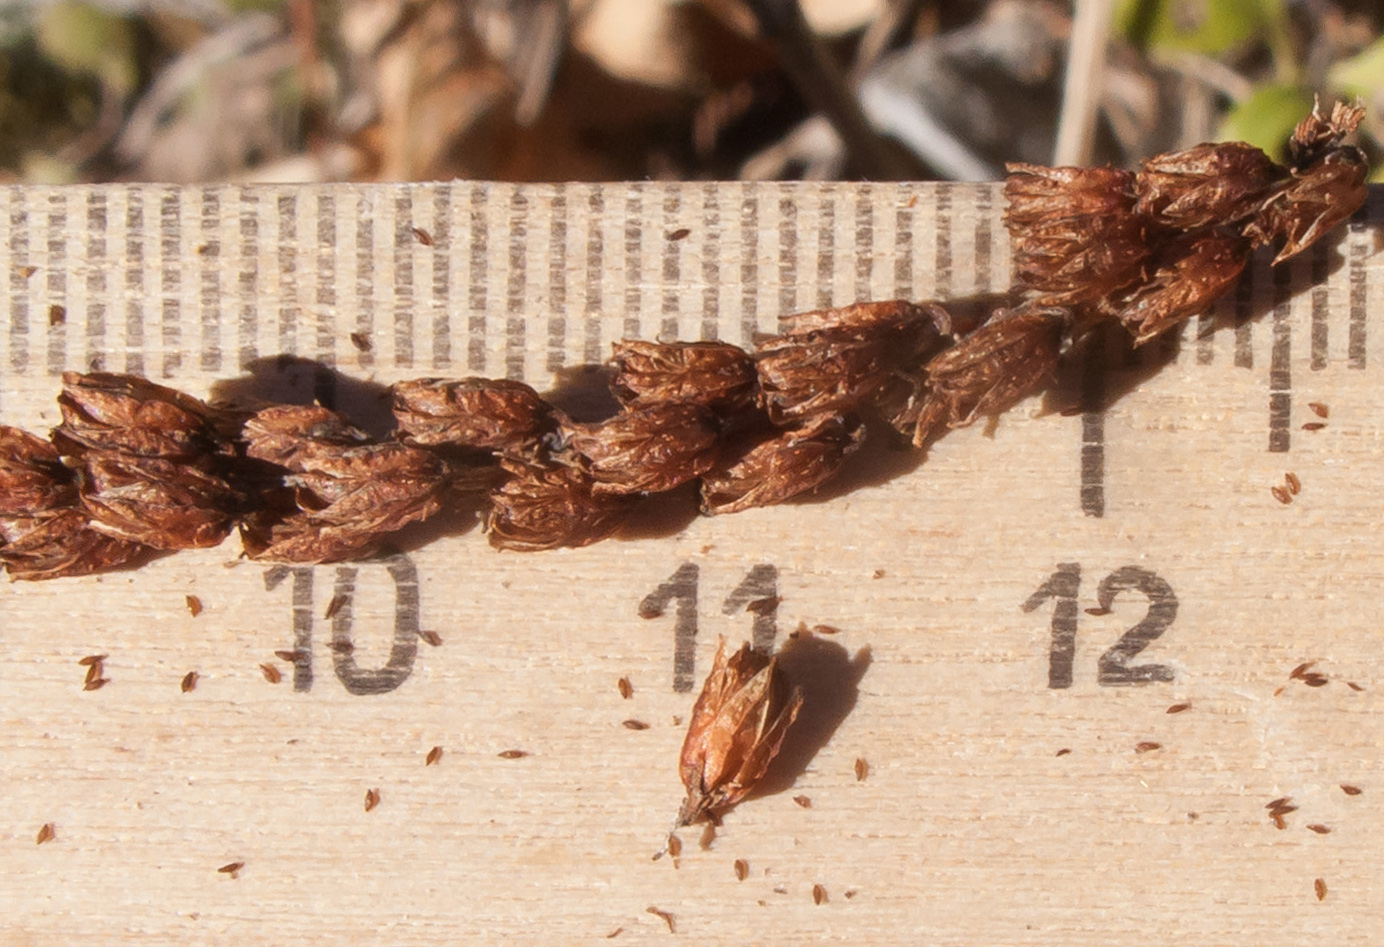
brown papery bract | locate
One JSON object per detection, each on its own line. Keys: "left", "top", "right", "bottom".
{"left": 391, "top": 377, "right": 554, "bottom": 451}
{"left": 77, "top": 453, "right": 240, "bottom": 549}
{"left": 610, "top": 339, "right": 757, "bottom": 412}
{"left": 1246, "top": 148, "right": 1368, "bottom": 264}
{"left": 1111, "top": 230, "right": 1250, "bottom": 344}
{"left": 0, "top": 508, "right": 146, "bottom": 580}
{"left": 700, "top": 415, "right": 864, "bottom": 515}
{"left": 567, "top": 403, "right": 721, "bottom": 496}
{"left": 55, "top": 371, "right": 234, "bottom": 459}
{"left": 674, "top": 637, "right": 803, "bottom": 828}
{"left": 1135, "top": 141, "right": 1285, "bottom": 232}
{"left": 0, "top": 426, "right": 74, "bottom": 515}
{"left": 486, "top": 456, "right": 631, "bottom": 551}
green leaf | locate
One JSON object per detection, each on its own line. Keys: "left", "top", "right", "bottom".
{"left": 1115, "top": 0, "right": 1285, "bottom": 56}
{"left": 1218, "top": 84, "right": 1314, "bottom": 161}
{"left": 35, "top": 1, "right": 137, "bottom": 95}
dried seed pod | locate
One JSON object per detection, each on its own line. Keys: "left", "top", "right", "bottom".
{"left": 1005, "top": 164, "right": 1148, "bottom": 305}
{"left": 1112, "top": 231, "right": 1250, "bottom": 344}
{"left": 674, "top": 637, "right": 803, "bottom": 828}
{"left": 755, "top": 300, "right": 952, "bottom": 424}
{"left": 486, "top": 456, "right": 631, "bottom": 552}
{"left": 700, "top": 415, "right": 864, "bottom": 515}
{"left": 391, "top": 377, "right": 554, "bottom": 451}
{"left": 55, "top": 371, "right": 233, "bottom": 459}
{"left": 568, "top": 403, "right": 720, "bottom": 496}
{"left": 0, "top": 508, "right": 146, "bottom": 580}
{"left": 77, "top": 453, "right": 240, "bottom": 549}
{"left": 895, "top": 307, "right": 1068, "bottom": 446}
{"left": 1135, "top": 141, "right": 1285, "bottom": 231}
{"left": 1247, "top": 148, "right": 1369, "bottom": 264}
{"left": 1287, "top": 100, "right": 1365, "bottom": 171}
{"left": 241, "top": 405, "right": 449, "bottom": 563}
{"left": 0, "top": 426, "right": 74, "bottom": 514}
{"left": 610, "top": 339, "right": 757, "bottom": 412}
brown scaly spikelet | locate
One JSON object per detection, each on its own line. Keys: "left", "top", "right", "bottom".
{"left": 567, "top": 403, "right": 721, "bottom": 496}
{"left": 240, "top": 405, "right": 449, "bottom": 563}
{"left": 1004, "top": 165, "right": 1148, "bottom": 306}
{"left": 0, "top": 507, "right": 146, "bottom": 580}
{"left": 391, "top": 377, "right": 554, "bottom": 451}
{"left": 486, "top": 455, "right": 631, "bottom": 551}
{"left": 895, "top": 306, "right": 1069, "bottom": 446}
{"left": 0, "top": 426, "right": 75, "bottom": 514}
{"left": 1287, "top": 100, "right": 1366, "bottom": 171}
{"left": 700, "top": 415, "right": 864, "bottom": 515}
{"left": 755, "top": 300, "right": 952, "bottom": 424}
{"left": 610, "top": 340, "right": 758, "bottom": 412}
{"left": 1135, "top": 140, "right": 1285, "bottom": 232}
{"left": 1111, "top": 230, "right": 1251, "bottom": 344}
{"left": 54, "top": 371, "right": 235, "bottom": 459}
{"left": 76, "top": 453, "right": 240, "bottom": 549}
{"left": 673, "top": 637, "right": 803, "bottom": 828}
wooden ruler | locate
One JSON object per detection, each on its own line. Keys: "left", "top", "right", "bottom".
{"left": 2, "top": 181, "right": 1383, "bottom": 945}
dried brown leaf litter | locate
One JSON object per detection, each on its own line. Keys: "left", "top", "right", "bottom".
{"left": 0, "top": 103, "right": 1366, "bottom": 580}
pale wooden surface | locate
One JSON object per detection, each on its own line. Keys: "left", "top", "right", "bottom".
{"left": 2, "top": 181, "right": 1383, "bottom": 945}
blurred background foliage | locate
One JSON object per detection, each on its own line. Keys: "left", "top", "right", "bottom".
{"left": 0, "top": 0, "right": 1379, "bottom": 184}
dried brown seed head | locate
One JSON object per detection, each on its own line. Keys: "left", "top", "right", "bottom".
{"left": 700, "top": 415, "right": 864, "bottom": 515}
{"left": 1288, "top": 100, "right": 1365, "bottom": 171}
{"left": 610, "top": 339, "right": 757, "bottom": 412}
{"left": 0, "top": 426, "right": 74, "bottom": 515}
{"left": 77, "top": 452, "right": 240, "bottom": 550}
{"left": 674, "top": 637, "right": 804, "bottom": 827}
{"left": 1005, "top": 164, "right": 1148, "bottom": 305}
{"left": 566, "top": 403, "right": 721, "bottom": 496}
{"left": 0, "top": 507, "right": 147, "bottom": 580}
{"left": 391, "top": 377, "right": 553, "bottom": 451}
{"left": 1135, "top": 140, "right": 1284, "bottom": 231}
{"left": 55, "top": 372, "right": 234, "bottom": 459}
{"left": 1246, "top": 148, "right": 1369, "bottom": 264}
{"left": 486, "top": 456, "right": 630, "bottom": 552}
{"left": 1111, "top": 230, "right": 1250, "bottom": 345}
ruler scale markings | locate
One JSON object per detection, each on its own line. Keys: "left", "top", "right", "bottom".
{"left": 1309, "top": 237, "right": 1329, "bottom": 371}
{"left": 276, "top": 193, "right": 299, "bottom": 359}
{"left": 854, "top": 184, "right": 874, "bottom": 303}
{"left": 815, "top": 185, "right": 835, "bottom": 310}
{"left": 699, "top": 183, "right": 720, "bottom": 341}
{"left": 349, "top": 192, "right": 374, "bottom": 370}
{"left": 394, "top": 190, "right": 415, "bottom": 369}
{"left": 777, "top": 193, "right": 798, "bottom": 326}
{"left": 84, "top": 191, "right": 107, "bottom": 371}
{"left": 582, "top": 186, "right": 604, "bottom": 364}
{"left": 8, "top": 190, "right": 30, "bottom": 382}
{"left": 505, "top": 187, "right": 528, "bottom": 381}
{"left": 660, "top": 190, "right": 681, "bottom": 341}
{"left": 1233, "top": 257, "right": 1254, "bottom": 369}
{"left": 236, "top": 189, "right": 259, "bottom": 370}
{"left": 545, "top": 185, "right": 567, "bottom": 372}
{"left": 468, "top": 183, "right": 489, "bottom": 372}
{"left": 894, "top": 189, "right": 914, "bottom": 300}
{"left": 623, "top": 189, "right": 642, "bottom": 340}
{"left": 973, "top": 183, "right": 993, "bottom": 294}
{"left": 199, "top": 188, "right": 222, "bottom": 373}
{"left": 124, "top": 189, "right": 144, "bottom": 375}
{"left": 431, "top": 185, "right": 453, "bottom": 371}
{"left": 1195, "top": 309, "right": 1215, "bottom": 364}
{"left": 159, "top": 188, "right": 182, "bottom": 377}
{"left": 739, "top": 191, "right": 759, "bottom": 346}
{"left": 314, "top": 192, "right": 337, "bottom": 368}
{"left": 1347, "top": 193, "right": 1370, "bottom": 370}
{"left": 1268, "top": 259, "right": 1293, "bottom": 453}
{"left": 1080, "top": 328, "right": 1107, "bottom": 518}
{"left": 935, "top": 182, "right": 953, "bottom": 296}
{"left": 44, "top": 191, "right": 67, "bottom": 375}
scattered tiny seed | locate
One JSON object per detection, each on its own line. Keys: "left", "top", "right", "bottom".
{"left": 365, "top": 788, "right": 380, "bottom": 812}
{"left": 498, "top": 749, "right": 528, "bottom": 759}
{"left": 854, "top": 757, "right": 869, "bottom": 781}
{"left": 186, "top": 594, "right": 203, "bottom": 617}
{"left": 1285, "top": 472, "right": 1301, "bottom": 495}
{"left": 77, "top": 654, "right": 107, "bottom": 667}
{"left": 872, "top": 569, "right": 885, "bottom": 579}
{"left": 35, "top": 822, "right": 55, "bottom": 845}
{"left": 1347, "top": 681, "right": 1364, "bottom": 692}
{"left": 274, "top": 650, "right": 304, "bottom": 662}
{"left": 1271, "top": 813, "right": 1287, "bottom": 830}
{"left": 259, "top": 663, "right": 282, "bottom": 684}
{"left": 1307, "top": 823, "right": 1331, "bottom": 834}
{"left": 324, "top": 594, "right": 348, "bottom": 620}
{"left": 813, "top": 883, "right": 828, "bottom": 905}
{"left": 1084, "top": 606, "right": 1111, "bottom": 616}
{"left": 180, "top": 671, "right": 199, "bottom": 693}
{"left": 666, "top": 834, "right": 682, "bottom": 858}
{"left": 17, "top": 265, "right": 36, "bottom": 279}
{"left": 622, "top": 719, "right": 650, "bottom": 731}
{"left": 426, "top": 746, "right": 443, "bottom": 766}
{"left": 327, "top": 640, "right": 354, "bottom": 654}
{"left": 746, "top": 595, "right": 780, "bottom": 615}
{"left": 606, "top": 928, "right": 623, "bottom": 939}
{"left": 812, "top": 624, "right": 841, "bottom": 635}
{"left": 84, "top": 663, "right": 104, "bottom": 685}
{"left": 1055, "top": 748, "right": 1072, "bottom": 756}
{"left": 1308, "top": 402, "right": 1329, "bottom": 418}
{"left": 411, "top": 226, "right": 434, "bottom": 246}
{"left": 1341, "top": 784, "right": 1362, "bottom": 795}
{"left": 1266, "top": 797, "right": 1291, "bottom": 810}
{"left": 418, "top": 630, "right": 443, "bottom": 647}
{"left": 646, "top": 906, "right": 675, "bottom": 933}
{"left": 618, "top": 676, "right": 633, "bottom": 699}
{"left": 1166, "top": 702, "right": 1191, "bottom": 714}
{"left": 1302, "top": 421, "right": 1327, "bottom": 431}
{"left": 734, "top": 858, "right": 749, "bottom": 881}
{"left": 1302, "top": 673, "right": 1330, "bottom": 687}
{"left": 349, "top": 332, "right": 372, "bottom": 353}
{"left": 1135, "top": 741, "right": 1162, "bottom": 753}
{"left": 844, "top": 889, "right": 858, "bottom": 899}
{"left": 1315, "top": 878, "right": 1327, "bottom": 901}
{"left": 666, "top": 227, "right": 691, "bottom": 241}
{"left": 793, "top": 795, "right": 812, "bottom": 808}
{"left": 1289, "top": 662, "right": 1316, "bottom": 680}
{"left": 218, "top": 861, "right": 244, "bottom": 877}
{"left": 83, "top": 678, "right": 108, "bottom": 691}
{"left": 1271, "top": 485, "right": 1292, "bottom": 504}
{"left": 48, "top": 304, "right": 65, "bottom": 326}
